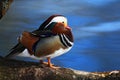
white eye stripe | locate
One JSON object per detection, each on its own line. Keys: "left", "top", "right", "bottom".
{"left": 51, "top": 16, "right": 67, "bottom": 23}
{"left": 44, "top": 16, "right": 67, "bottom": 29}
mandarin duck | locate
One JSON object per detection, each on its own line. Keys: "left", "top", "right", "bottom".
{"left": 5, "top": 15, "right": 74, "bottom": 68}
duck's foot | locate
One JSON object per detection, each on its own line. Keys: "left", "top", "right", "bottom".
{"left": 48, "top": 64, "right": 60, "bottom": 69}
{"left": 39, "top": 57, "right": 60, "bottom": 69}
{"left": 47, "top": 57, "right": 60, "bottom": 69}
{"left": 40, "top": 60, "right": 49, "bottom": 65}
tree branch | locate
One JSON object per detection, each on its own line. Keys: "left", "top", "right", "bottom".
{"left": 0, "top": 56, "right": 120, "bottom": 80}
{"left": 0, "top": 0, "right": 13, "bottom": 19}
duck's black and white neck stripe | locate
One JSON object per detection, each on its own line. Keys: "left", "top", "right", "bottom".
{"left": 59, "top": 34, "right": 73, "bottom": 48}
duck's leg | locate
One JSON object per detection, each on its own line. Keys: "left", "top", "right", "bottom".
{"left": 39, "top": 58, "right": 60, "bottom": 69}
{"left": 39, "top": 59, "right": 53, "bottom": 66}
{"left": 40, "top": 60, "right": 48, "bottom": 65}
{"left": 47, "top": 57, "right": 52, "bottom": 67}
{"left": 47, "top": 57, "right": 60, "bottom": 69}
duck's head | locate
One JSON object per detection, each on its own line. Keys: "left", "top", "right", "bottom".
{"left": 39, "top": 15, "right": 71, "bottom": 34}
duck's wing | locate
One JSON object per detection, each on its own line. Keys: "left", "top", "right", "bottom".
{"left": 5, "top": 30, "right": 56, "bottom": 58}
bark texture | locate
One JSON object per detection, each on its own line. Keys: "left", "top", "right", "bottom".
{"left": 0, "top": 56, "right": 120, "bottom": 80}
{"left": 0, "top": 0, "right": 13, "bottom": 19}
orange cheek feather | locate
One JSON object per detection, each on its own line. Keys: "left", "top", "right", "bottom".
{"left": 52, "top": 23, "right": 66, "bottom": 34}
